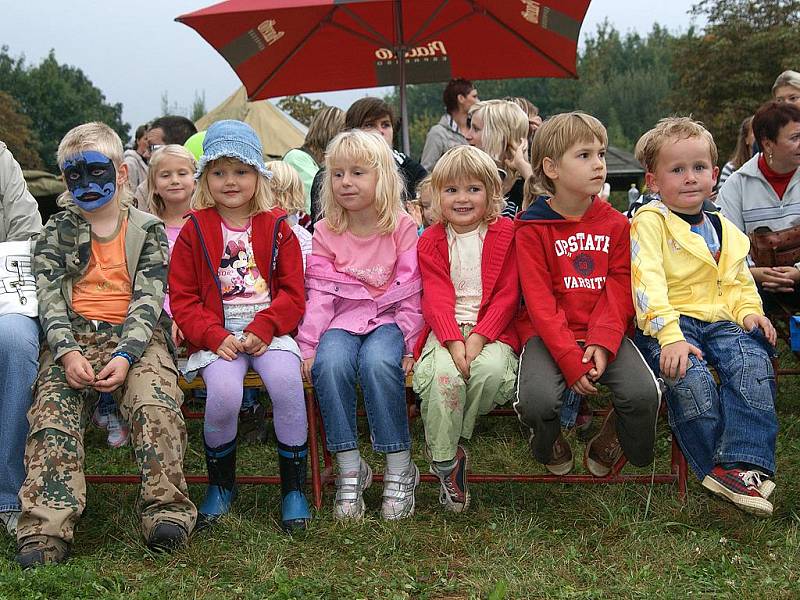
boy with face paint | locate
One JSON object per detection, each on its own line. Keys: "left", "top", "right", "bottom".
{"left": 14, "top": 122, "right": 196, "bottom": 568}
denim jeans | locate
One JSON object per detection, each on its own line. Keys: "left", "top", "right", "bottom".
{"left": 0, "top": 314, "right": 40, "bottom": 512}
{"left": 312, "top": 324, "right": 410, "bottom": 454}
{"left": 635, "top": 316, "right": 778, "bottom": 480}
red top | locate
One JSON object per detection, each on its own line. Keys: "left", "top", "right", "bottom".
{"left": 168, "top": 207, "right": 305, "bottom": 356}
{"left": 758, "top": 154, "right": 794, "bottom": 200}
{"left": 515, "top": 197, "right": 633, "bottom": 386}
{"left": 414, "top": 218, "right": 519, "bottom": 359}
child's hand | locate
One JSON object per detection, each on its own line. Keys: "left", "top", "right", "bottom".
{"left": 402, "top": 356, "right": 415, "bottom": 376}
{"left": 659, "top": 340, "right": 703, "bottom": 380}
{"left": 242, "top": 332, "right": 268, "bottom": 356}
{"left": 94, "top": 356, "right": 131, "bottom": 393}
{"left": 582, "top": 344, "right": 609, "bottom": 381}
{"left": 743, "top": 314, "right": 777, "bottom": 346}
{"left": 216, "top": 335, "right": 243, "bottom": 361}
{"left": 505, "top": 138, "right": 530, "bottom": 174}
{"left": 301, "top": 356, "right": 315, "bottom": 382}
{"left": 406, "top": 201, "right": 423, "bottom": 228}
{"left": 751, "top": 267, "right": 796, "bottom": 292}
{"left": 171, "top": 321, "right": 184, "bottom": 348}
{"left": 445, "top": 340, "right": 470, "bottom": 379}
{"left": 465, "top": 333, "right": 487, "bottom": 368}
{"left": 61, "top": 350, "right": 95, "bottom": 390}
{"left": 570, "top": 374, "right": 598, "bottom": 396}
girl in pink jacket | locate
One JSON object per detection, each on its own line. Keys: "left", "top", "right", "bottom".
{"left": 297, "top": 130, "right": 424, "bottom": 522}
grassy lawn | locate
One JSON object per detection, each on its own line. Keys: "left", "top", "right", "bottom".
{"left": 1, "top": 348, "right": 798, "bottom": 599}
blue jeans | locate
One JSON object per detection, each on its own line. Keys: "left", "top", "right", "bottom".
{"left": 0, "top": 315, "right": 40, "bottom": 512}
{"left": 312, "top": 324, "right": 410, "bottom": 454}
{"left": 635, "top": 316, "right": 777, "bottom": 480}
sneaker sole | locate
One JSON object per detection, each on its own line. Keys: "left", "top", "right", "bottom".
{"left": 545, "top": 456, "right": 574, "bottom": 476}
{"left": 701, "top": 476, "right": 773, "bottom": 517}
{"left": 760, "top": 480, "right": 776, "bottom": 500}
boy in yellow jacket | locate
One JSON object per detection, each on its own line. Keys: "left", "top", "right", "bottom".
{"left": 631, "top": 117, "right": 778, "bottom": 517}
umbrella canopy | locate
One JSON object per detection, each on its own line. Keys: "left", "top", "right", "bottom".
{"left": 177, "top": 0, "right": 591, "bottom": 152}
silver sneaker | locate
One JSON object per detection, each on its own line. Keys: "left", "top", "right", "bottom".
{"left": 1, "top": 510, "right": 20, "bottom": 536}
{"left": 334, "top": 460, "right": 372, "bottom": 520}
{"left": 381, "top": 463, "right": 420, "bottom": 521}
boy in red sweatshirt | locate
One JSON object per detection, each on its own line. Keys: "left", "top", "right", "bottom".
{"left": 513, "top": 112, "right": 661, "bottom": 476}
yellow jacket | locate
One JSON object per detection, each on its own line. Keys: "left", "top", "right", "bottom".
{"left": 630, "top": 200, "right": 763, "bottom": 347}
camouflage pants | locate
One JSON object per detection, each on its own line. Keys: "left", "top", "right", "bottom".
{"left": 16, "top": 328, "right": 197, "bottom": 544}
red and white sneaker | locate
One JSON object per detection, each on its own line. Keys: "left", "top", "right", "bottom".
{"left": 701, "top": 466, "right": 773, "bottom": 517}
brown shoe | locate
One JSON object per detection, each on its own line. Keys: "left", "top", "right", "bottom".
{"left": 585, "top": 410, "right": 624, "bottom": 477}
{"left": 15, "top": 534, "right": 71, "bottom": 569}
{"left": 544, "top": 433, "right": 573, "bottom": 475}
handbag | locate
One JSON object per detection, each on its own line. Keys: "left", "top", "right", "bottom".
{"left": 0, "top": 240, "right": 38, "bottom": 317}
{"left": 748, "top": 225, "right": 800, "bottom": 267}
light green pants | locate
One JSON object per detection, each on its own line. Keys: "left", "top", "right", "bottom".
{"left": 413, "top": 326, "right": 518, "bottom": 462}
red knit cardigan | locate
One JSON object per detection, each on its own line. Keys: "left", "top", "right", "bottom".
{"left": 414, "top": 218, "right": 520, "bottom": 359}
{"left": 168, "top": 207, "right": 305, "bottom": 356}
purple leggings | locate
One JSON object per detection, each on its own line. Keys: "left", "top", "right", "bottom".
{"left": 201, "top": 350, "right": 307, "bottom": 447}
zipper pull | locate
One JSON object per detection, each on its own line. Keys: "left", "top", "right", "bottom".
{"left": 717, "top": 279, "right": 723, "bottom": 296}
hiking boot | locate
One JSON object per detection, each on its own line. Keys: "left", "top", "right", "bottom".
{"left": 0, "top": 510, "right": 19, "bottom": 536}
{"left": 701, "top": 466, "right": 773, "bottom": 517}
{"left": 584, "top": 410, "right": 624, "bottom": 477}
{"left": 105, "top": 410, "right": 130, "bottom": 448}
{"left": 147, "top": 521, "right": 188, "bottom": 553}
{"left": 381, "top": 462, "right": 420, "bottom": 521}
{"left": 15, "top": 535, "right": 71, "bottom": 569}
{"left": 334, "top": 459, "right": 372, "bottom": 521}
{"left": 277, "top": 442, "right": 312, "bottom": 533}
{"left": 238, "top": 403, "right": 269, "bottom": 445}
{"left": 575, "top": 398, "right": 594, "bottom": 441}
{"left": 430, "top": 445, "right": 470, "bottom": 513}
{"left": 541, "top": 433, "right": 573, "bottom": 475}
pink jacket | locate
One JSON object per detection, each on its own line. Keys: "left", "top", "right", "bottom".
{"left": 296, "top": 246, "right": 425, "bottom": 360}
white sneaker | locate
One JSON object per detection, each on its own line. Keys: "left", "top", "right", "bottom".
{"left": 381, "top": 463, "right": 420, "bottom": 520}
{"left": 333, "top": 460, "right": 372, "bottom": 520}
{"left": 92, "top": 405, "right": 109, "bottom": 428}
{"left": 106, "top": 411, "right": 130, "bottom": 448}
{"left": 0, "top": 510, "right": 20, "bottom": 536}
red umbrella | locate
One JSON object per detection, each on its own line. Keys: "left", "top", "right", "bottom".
{"left": 177, "top": 0, "right": 592, "bottom": 153}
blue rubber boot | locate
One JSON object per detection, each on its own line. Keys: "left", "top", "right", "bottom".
{"left": 198, "top": 438, "right": 237, "bottom": 528}
{"left": 277, "top": 442, "right": 311, "bottom": 533}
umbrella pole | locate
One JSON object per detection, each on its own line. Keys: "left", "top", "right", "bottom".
{"left": 395, "top": 0, "right": 410, "bottom": 156}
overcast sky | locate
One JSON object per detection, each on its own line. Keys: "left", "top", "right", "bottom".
{"left": 0, "top": 0, "right": 703, "bottom": 140}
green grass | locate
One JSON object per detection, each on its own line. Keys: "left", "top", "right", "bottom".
{"left": 1, "top": 350, "right": 799, "bottom": 599}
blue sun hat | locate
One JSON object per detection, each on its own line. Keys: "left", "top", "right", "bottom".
{"left": 195, "top": 119, "right": 271, "bottom": 179}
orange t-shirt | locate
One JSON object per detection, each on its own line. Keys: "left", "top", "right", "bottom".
{"left": 72, "top": 218, "right": 132, "bottom": 324}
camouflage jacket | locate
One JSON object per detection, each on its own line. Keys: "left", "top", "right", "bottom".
{"left": 34, "top": 202, "right": 170, "bottom": 362}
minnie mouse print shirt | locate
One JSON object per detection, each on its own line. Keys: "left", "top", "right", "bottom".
{"left": 218, "top": 219, "right": 271, "bottom": 306}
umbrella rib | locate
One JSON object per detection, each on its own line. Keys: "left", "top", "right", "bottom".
{"left": 405, "top": 0, "right": 452, "bottom": 47}
{"left": 250, "top": 7, "right": 338, "bottom": 99}
{"left": 339, "top": 5, "right": 393, "bottom": 47}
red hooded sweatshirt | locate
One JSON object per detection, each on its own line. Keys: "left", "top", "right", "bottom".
{"left": 514, "top": 197, "right": 634, "bottom": 386}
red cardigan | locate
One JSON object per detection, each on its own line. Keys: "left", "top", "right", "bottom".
{"left": 168, "top": 207, "right": 305, "bottom": 356}
{"left": 515, "top": 197, "right": 633, "bottom": 386}
{"left": 414, "top": 218, "right": 520, "bottom": 359}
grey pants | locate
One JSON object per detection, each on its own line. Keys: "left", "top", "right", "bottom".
{"left": 514, "top": 337, "right": 661, "bottom": 466}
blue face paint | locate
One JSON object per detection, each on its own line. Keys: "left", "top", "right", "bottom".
{"left": 62, "top": 151, "right": 117, "bottom": 211}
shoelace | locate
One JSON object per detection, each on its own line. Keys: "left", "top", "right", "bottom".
{"left": 739, "top": 470, "right": 764, "bottom": 490}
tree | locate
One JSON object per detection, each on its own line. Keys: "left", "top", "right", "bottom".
{"left": 277, "top": 95, "right": 328, "bottom": 126}
{"left": 0, "top": 91, "right": 43, "bottom": 170}
{"left": 671, "top": 0, "right": 800, "bottom": 160}
{"left": 0, "top": 47, "right": 130, "bottom": 172}
{"left": 190, "top": 91, "right": 207, "bottom": 122}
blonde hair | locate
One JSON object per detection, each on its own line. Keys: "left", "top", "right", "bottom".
{"left": 192, "top": 157, "right": 274, "bottom": 215}
{"left": 146, "top": 145, "right": 196, "bottom": 217}
{"left": 634, "top": 116, "right": 718, "bottom": 173}
{"left": 321, "top": 130, "right": 403, "bottom": 235}
{"left": 415, "top": 175, "right": 432, "bottom": 200}
{"left": 56, "top": 121, "right": 133, "bottom": 208}
{"left": 529, "top": 112, "right": 608, "bottom": 198}
{"left": 468, "top": 100, "right": 529, "bottom": 177}
{"left": 429, "top": 146, "right": 504, "bottom": 225}
{"left": 304, "top": 107, "right": 346, "bottom": 165}
{"left": 265, "top": 160, "right": 305, "bottom": 215}
{"left": 772, "top": 70, "right": 800, "bottom": 95}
